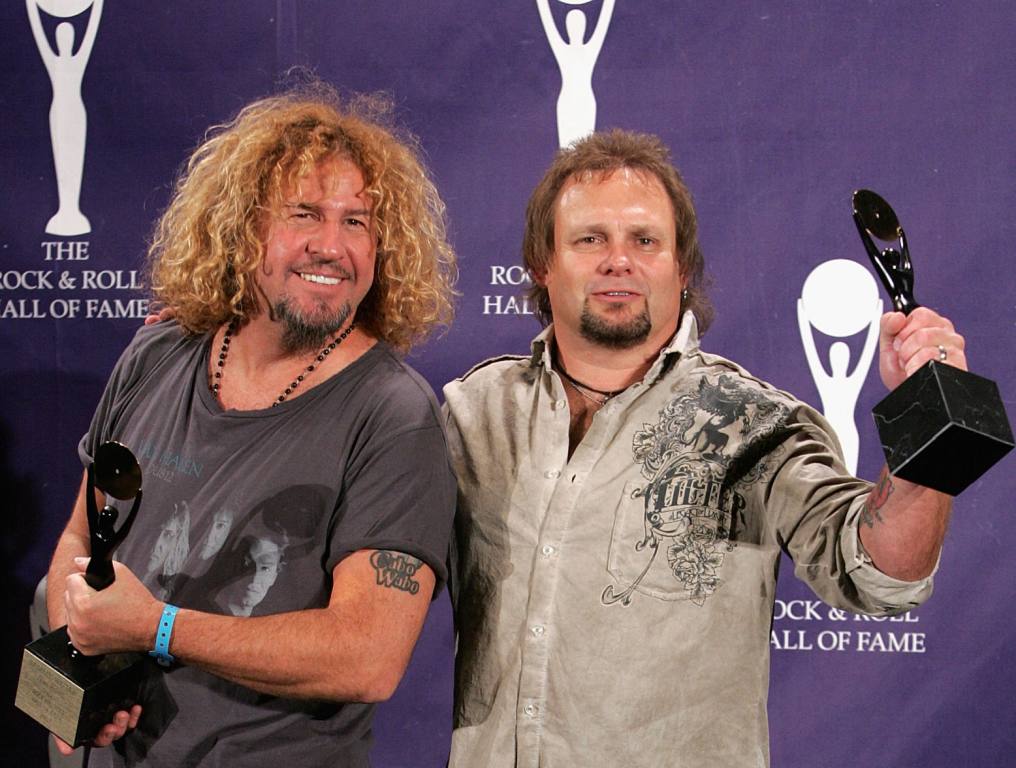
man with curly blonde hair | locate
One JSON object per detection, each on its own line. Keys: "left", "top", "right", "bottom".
{"left": 45, "top": 87, "right": 458, "bottom": 767}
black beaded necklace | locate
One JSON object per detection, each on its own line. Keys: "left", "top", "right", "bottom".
{"left": 210, "top": 320, "right": 356, "bottom": 407}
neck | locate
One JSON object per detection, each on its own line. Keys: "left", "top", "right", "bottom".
{"left": 551, "top": 322, "right": 673, "bottom": 393}
{"left": 234, "top": 312, "right": 317, "bottom": 366}
{"left": 211, "top": 314, "right": 374, "bottom": 410}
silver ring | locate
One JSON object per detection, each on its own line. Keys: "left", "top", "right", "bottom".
{"left": 937, "top": 344, "right": 947, "bottom": 362}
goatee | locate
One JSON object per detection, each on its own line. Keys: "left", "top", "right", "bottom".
{"left": 274, "top": 298, "right": 352, "bottom": 354}
{"left": 579, "top": 304, "right": 651, "bottom": 349}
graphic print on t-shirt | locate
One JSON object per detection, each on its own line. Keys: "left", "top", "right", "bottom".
{"left": 143, "top": 500, "right": 191, "bottom": 600}
{"left": 216, "top": 523, "right": 290, "bottom": 617}
{"left": 603, "top": 374, "right": 790, "bottom": 606}
{"left": 133, "top": 485, "right": 330, "bottom": 618}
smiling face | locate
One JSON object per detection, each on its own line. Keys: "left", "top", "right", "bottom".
{"left": 257, "top": 155, "right": 376, "bottom": 353}
{"left": 539, "top": 167, "right": 684, "bottom": 353}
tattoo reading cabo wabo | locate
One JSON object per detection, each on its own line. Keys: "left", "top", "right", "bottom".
{"left": 602, "top": 374, "right": 791, "bottom": 607}
{"left": 370, "top": 550, "right": 422, "bottom": 595}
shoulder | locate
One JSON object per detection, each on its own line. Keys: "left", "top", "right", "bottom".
{"left": 677, "top": 347, "right": 840, "bottom": 447}
{"left": 111, "top": 320, "right": 201, "bottom": 384}
{"left": 682, "top": 348, "right": 809, "bottom": 411}
{"left": 344, "top": 344, "right": 445, "bottom": 430}
{"left": 125, "top": 318, "right": 197, "bottom": 356}
{"left": 443, "top": 354, "right": 532, "bottom": 403}
{"left": 441, "top": 354, "right": 538, "bottom": 446}
{"left": 457, "top": 353, "right": 532, "bottom": 382}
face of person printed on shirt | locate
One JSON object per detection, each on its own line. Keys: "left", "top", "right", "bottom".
{"left": 222, "top": 533, "right": 287, "bottom": 617}
{"left": 199, "top": 507, "right": 235, "bottom": 560}
{"left": 147, "top": 501, "right": 191, "bottom": 576}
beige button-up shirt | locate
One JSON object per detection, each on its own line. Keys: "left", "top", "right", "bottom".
{"left": 444, "top": 315, "right": 932, "bottom": 768}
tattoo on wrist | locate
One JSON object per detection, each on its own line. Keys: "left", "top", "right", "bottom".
{"left": 369, "top": 551, "right": 422, "bottom": 595}
{"left": 861, "top": 467, "right": 894, "bottom": 529}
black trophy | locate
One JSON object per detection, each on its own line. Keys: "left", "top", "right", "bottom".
{"left": 16, "top": 442, "right": 148, "bottom": 747}
{"left": 852, "top": 189, "right": 1013, "bottom": 495}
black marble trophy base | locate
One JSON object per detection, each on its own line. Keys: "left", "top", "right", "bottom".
{"left": 872, "top": 360, "right": 1014, "bottom": 496}
{"left": 15, "top": 625, "right": 147, "bottom": 748}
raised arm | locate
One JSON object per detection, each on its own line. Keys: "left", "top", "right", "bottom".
{"left": 796, "top": 298, "right": 830, "bottom": 388}
{"left": 857, "top": 307, "right": 967, "bottom": 580}
{"left": 536, "top": 0, "right": 565, "bottom": 55}
{"left": 77, "top": 0, "right": 104, "bottom": 62}
{"left": 845, "top": 297, "right": 883, "bottom": 386}
{"left": 587, "top": 0, "right": 616, "bottom": 53}
{"left": 25, "top": 0, "right": 55, "bottom": 70}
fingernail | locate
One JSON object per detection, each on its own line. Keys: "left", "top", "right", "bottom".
{"left": 892, "top": 339, "right": 901, "bottom": 351}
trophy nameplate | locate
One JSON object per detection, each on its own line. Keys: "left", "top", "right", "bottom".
{"left": 16, "top": 626, "right": 146, "bottom": 746}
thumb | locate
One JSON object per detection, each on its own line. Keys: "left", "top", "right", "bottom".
{"left": 879, "top": 311, "right": 906, "bottom": 346}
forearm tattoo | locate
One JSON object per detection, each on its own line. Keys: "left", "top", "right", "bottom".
{"left": 369, "top": 550, "right": 422, "bottom": 595}
{"left": 860, "top": 466, "right": 894, "bottom": 528}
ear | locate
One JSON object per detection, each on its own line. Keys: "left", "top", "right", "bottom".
{"left": 675, "top": 251, "right": 687, "bottom": 283}
{"left": 531, "top": 252, "right": 554, "bottom": 287}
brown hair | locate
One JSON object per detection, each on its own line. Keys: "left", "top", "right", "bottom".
{"left": 522, "top": 129, "right": 712, "bottom": 333}
{"left": 147, "top": 83, "right": 456, "bottom": 351}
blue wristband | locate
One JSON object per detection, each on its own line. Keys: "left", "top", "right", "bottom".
{"left": 149, "top": 603, "right": 179, "bottom": 667}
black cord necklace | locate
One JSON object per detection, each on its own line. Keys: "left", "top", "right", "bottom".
{"left": 556, "top": 359, "right": 626, "bottom": 403}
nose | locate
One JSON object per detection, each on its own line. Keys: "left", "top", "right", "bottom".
{"left": 598, "top": 241, "right": 633, "bottom": 274}
{"left": 307, "top": 221, "right": 345, "bottom": 257}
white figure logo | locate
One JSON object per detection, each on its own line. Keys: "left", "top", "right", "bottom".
{"left": 797, "top": 259, "right": 883, "bottom": 474}
{"left": 26, "top": 0, "right": 103, "bottom": 236}
{"left": 536, "top": 0, "right": 616, "bottom": 148}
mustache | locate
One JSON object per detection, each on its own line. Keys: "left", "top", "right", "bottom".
{"left": 294, "top": 259, "right": 353, "bottom": 280}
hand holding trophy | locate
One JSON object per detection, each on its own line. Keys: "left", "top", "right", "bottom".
{"left": 16, "top": 442, "right": 147, "bottom": 748}
{"left": 852, "top": 190, "right": 1013, "bottom": 495}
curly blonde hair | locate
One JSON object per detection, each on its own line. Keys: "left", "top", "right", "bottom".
{"left": 147, "top": 84, "right": 457, "bottom": 351}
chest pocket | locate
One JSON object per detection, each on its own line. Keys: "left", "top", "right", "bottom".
{"left": 604, "top": 462, "right": 740, "bottom": 607}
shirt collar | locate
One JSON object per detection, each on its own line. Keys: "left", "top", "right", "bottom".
{"left": 529, "top": 310, "right": 701, "bottom": 385}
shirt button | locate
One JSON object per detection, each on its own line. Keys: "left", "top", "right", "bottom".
{"left": 553, "top": 399, "right": 566, "bottom": 410}
{"left": 530, "top": 625, "right": 545, "bottom": 637}
{"left": 524, "top": 703, "right": 538, "bottom": 717}
{"left": 541, "top": 544, "right": 556, "bottom": 557}
{"left": 544, "top": 469, "right": 560, "bottom": 479}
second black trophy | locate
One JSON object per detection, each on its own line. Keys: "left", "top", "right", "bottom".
{"left": 15, "top": 441, "right": 149, "bottom": 747}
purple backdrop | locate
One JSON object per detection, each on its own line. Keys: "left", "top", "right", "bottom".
{"left": 3, "top": 2, "right": 1014, "bottom": 765}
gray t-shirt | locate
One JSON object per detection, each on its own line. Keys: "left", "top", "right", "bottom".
{"left": 80, "top": 320, "right": 456, "bottom": 768}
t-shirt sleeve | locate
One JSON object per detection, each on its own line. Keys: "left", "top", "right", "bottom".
{"left": 326, "top": 369, "right": 457, "bottom": 596}
{"left": 77, "top": 322, "right": 184, "bottom": 468}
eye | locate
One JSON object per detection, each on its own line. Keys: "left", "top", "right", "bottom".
{"left": 636, "top": 236, "right": 656, "bottom": 246}
{"left": 345, "top": 217, "right": 368, "bottom": 228}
